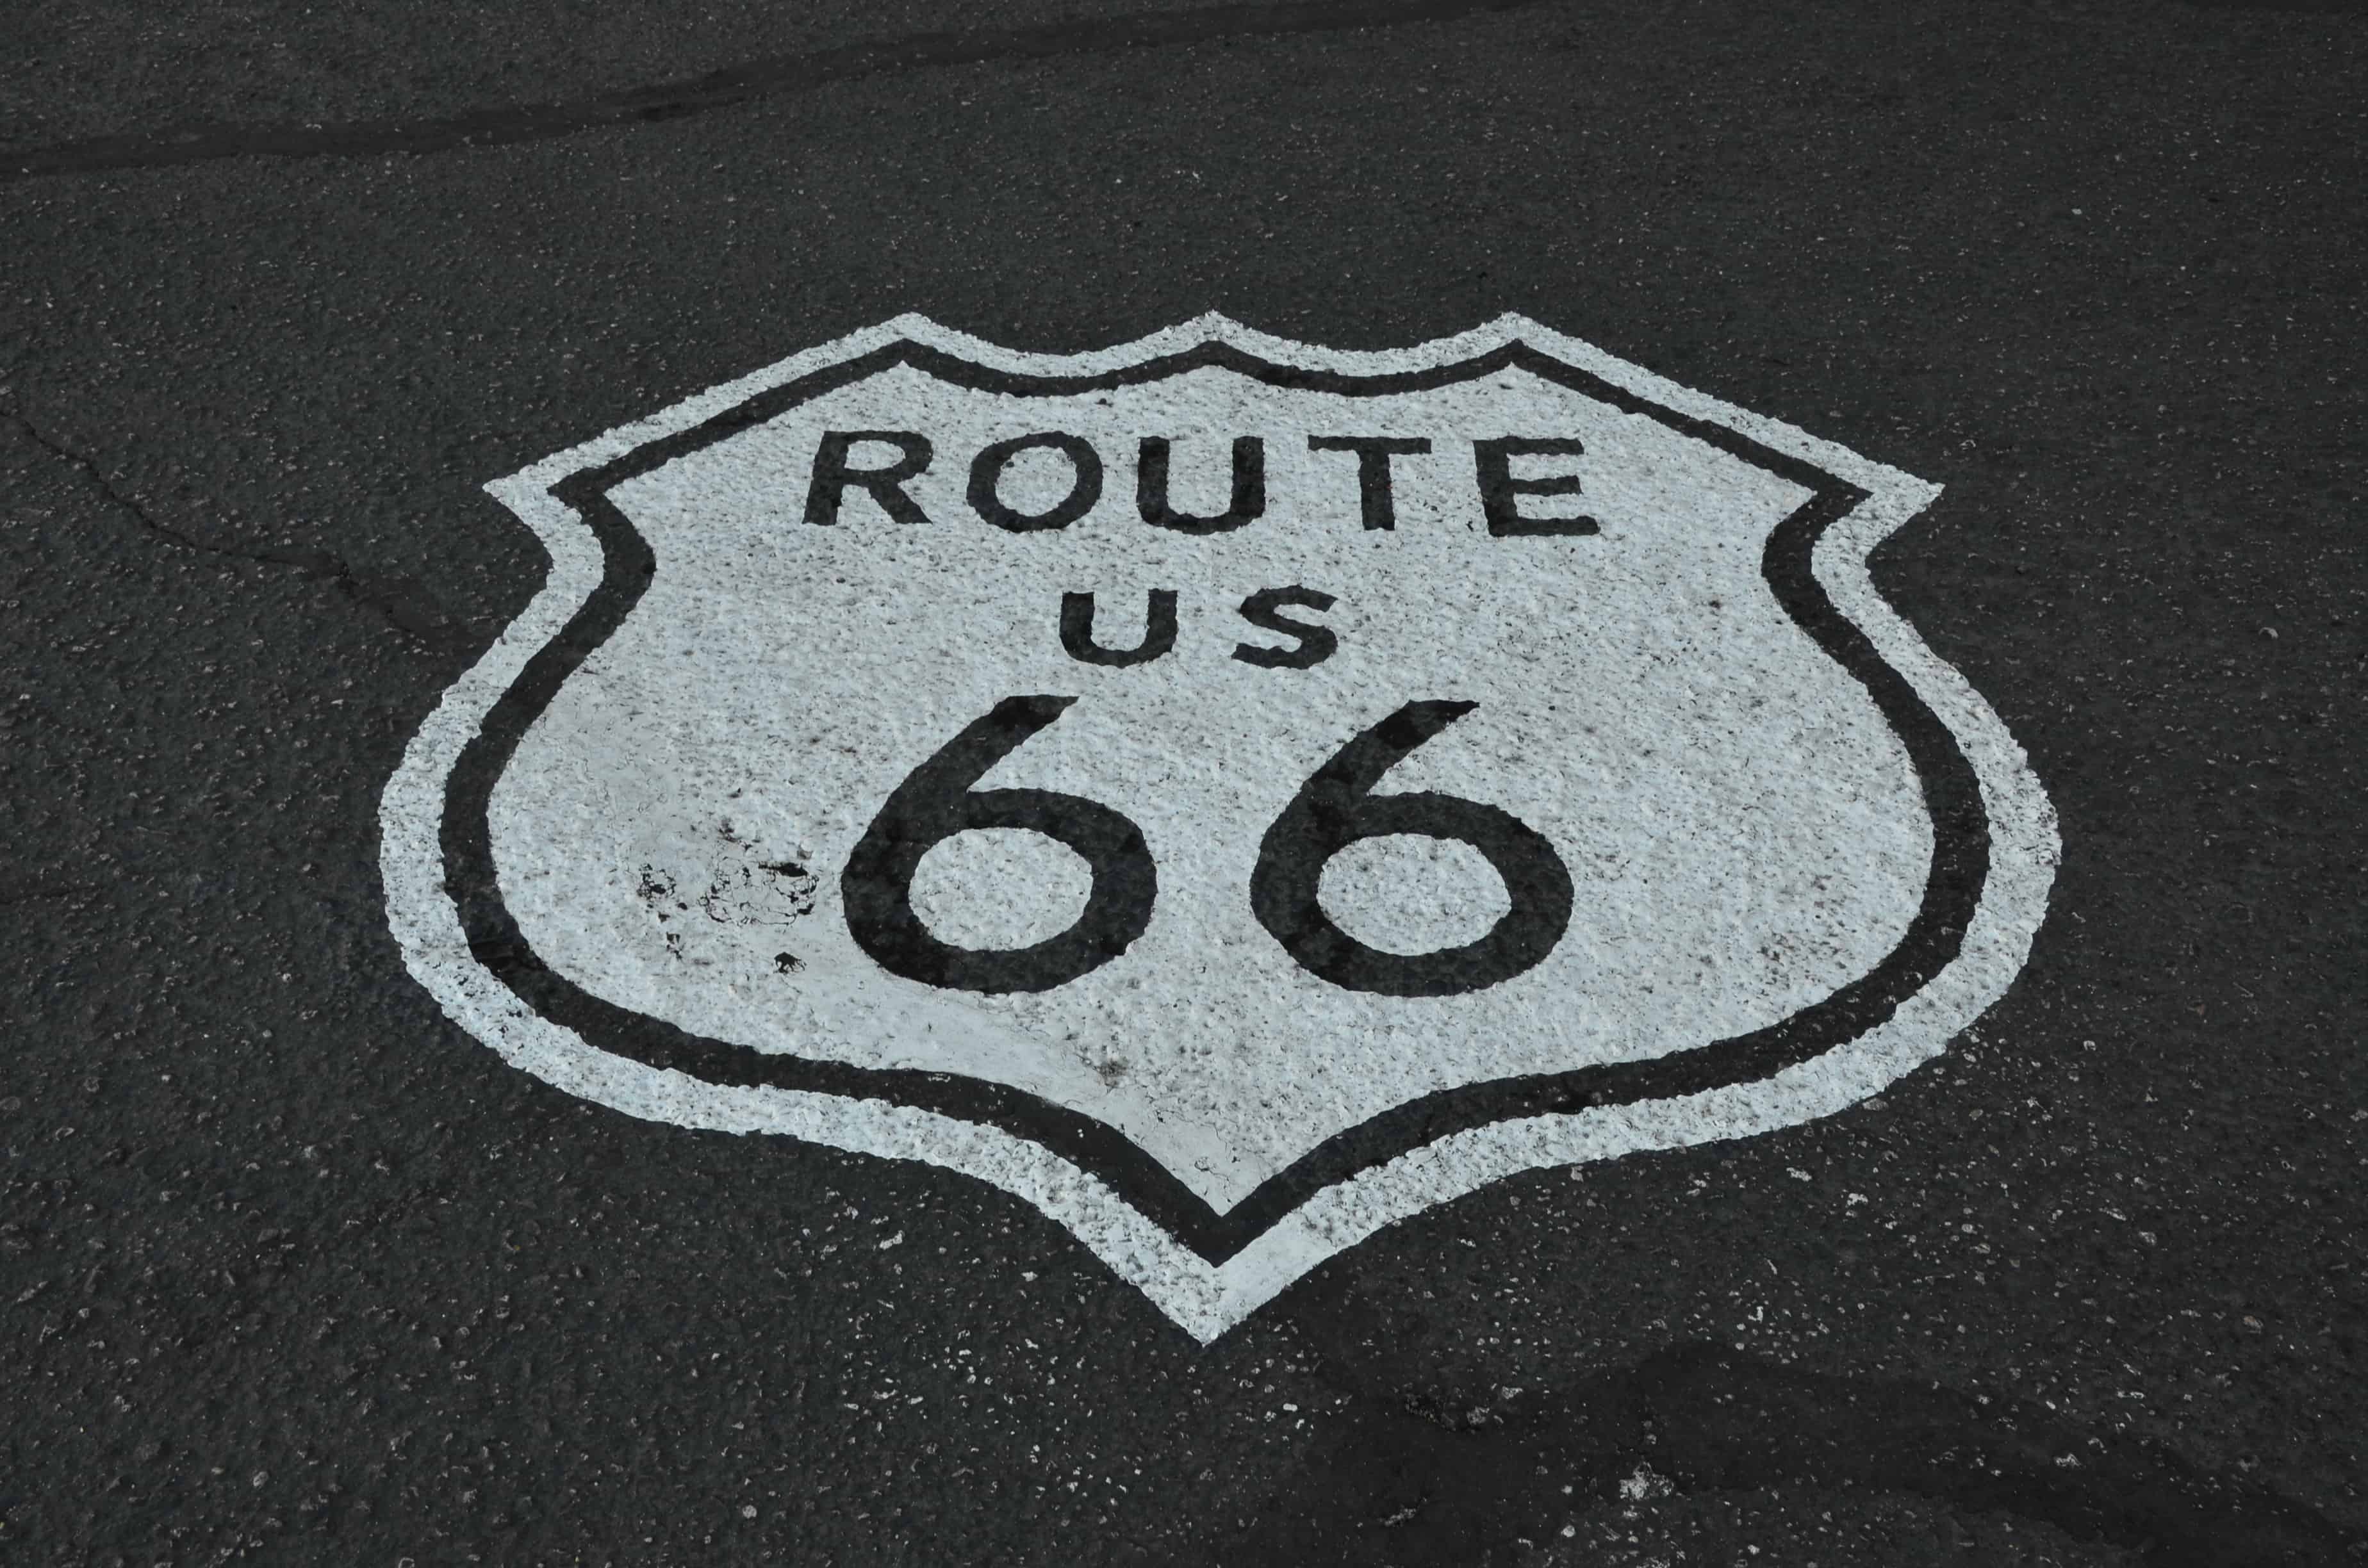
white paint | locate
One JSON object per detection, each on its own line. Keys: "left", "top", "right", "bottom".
{"left": 910, "top": 829, "right": 1094, "bottom": 951}
{"left": 493, "top": 360, "right": 1917, "bottom": 1207}
{"left": 1319, "top": 835, "right": 1509, "bottom": 954}
{"left": 379, "top": 314, "right": 2058, "bottom": 1341}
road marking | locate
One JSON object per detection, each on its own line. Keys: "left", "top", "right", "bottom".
{"left": 380, "top": 314, "right": 2059, "bottom": 1341}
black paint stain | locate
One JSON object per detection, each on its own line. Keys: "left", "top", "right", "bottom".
{"left": 1, "top": 0, "right": 1550, "bottom": 183}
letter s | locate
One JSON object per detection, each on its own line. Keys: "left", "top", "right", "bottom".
{"left": 1232, "top": 586, "right": 1338, "bottom": 669}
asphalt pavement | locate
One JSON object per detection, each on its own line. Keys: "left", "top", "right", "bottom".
{"left": 1, "top": 0, "right": 2363, "bottom": 1564}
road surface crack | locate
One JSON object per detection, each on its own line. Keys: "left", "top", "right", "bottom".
{"left": 1, "top": 0, "right": 1547, "bottom": 182}
{"left": 0, "top": 878, "right": 101, "bottom": 907}
{"left": 6, "top": 409, "right": 470, "bottom": 653}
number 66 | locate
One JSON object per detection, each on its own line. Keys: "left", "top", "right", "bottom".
{"left": 843, "top": 698, "right": 1573, "bottom": 997}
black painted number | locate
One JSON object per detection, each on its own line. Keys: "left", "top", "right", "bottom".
{"left": 1249, "top": 701, "right": 1574, "bottom": 996}
{"left": 848, "top": 698, "right": 1570, "bottom": 998}
{"left": 841, "top": 696, "right": 1158, "bottom": 995}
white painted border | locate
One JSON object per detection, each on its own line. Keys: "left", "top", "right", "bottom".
{"left": 377, "top": 314, "right": 2059, "bottom": 1343}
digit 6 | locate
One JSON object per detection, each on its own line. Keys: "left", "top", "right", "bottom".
{"left": 1250, "top": 701, "right": 1574, "bottom": 996}
{"left": 842, "top": 696, "right": 1156, "bottom": 994}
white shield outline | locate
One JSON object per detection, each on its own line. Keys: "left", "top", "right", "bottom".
{"left": 379, "top": 314, "right": 2059, "bottom": 1341}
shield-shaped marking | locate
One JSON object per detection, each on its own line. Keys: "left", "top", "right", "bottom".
{"left": 380, "top": 315, "right": 2058, "bottom": 1341}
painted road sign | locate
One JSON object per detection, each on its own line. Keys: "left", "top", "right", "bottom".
{"left": 380, "top": 314, "right": 2057, "bottom": 1341}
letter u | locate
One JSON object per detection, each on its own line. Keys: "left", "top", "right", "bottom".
{"left": 1137, "top": 437, "right": 1265, "bottom": 535}
{"left": 1060, "top": 590, "right": 1178, "bottom": 666}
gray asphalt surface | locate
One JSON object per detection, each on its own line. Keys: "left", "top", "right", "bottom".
{"left": 2, "top": 1, "right": 2364, "bottom": 1564}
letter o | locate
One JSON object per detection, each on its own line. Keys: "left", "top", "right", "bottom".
{"left": 966, "top": 432, "right": 1104, "bottom": 533}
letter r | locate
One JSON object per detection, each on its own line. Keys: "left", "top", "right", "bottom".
{"left": 804, "top": 431, "right": 937, "bottom": 527}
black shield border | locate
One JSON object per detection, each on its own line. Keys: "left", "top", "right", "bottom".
{"left": 441, "top": 337, "right": 1987, "bottom": 1265}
